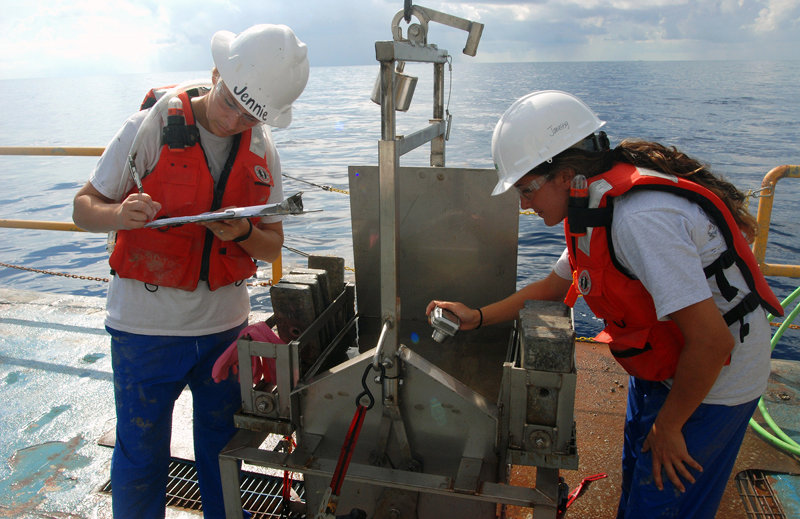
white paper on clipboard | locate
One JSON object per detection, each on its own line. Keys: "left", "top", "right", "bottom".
{"left": 144, "top": 192, "right": 317, "bottom": 228}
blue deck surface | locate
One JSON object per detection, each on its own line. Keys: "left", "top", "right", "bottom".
{"left": 0, "top": 288, "right": 200, "bottom": 518}
{"left": 1, "top": 287, "right": 799, "bottom": 518}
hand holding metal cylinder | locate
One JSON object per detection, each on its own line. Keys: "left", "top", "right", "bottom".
{"left": 430, "top": 305, "right": 460, "bottom": 342}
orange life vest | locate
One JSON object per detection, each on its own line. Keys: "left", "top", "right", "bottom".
{"left": 109, "top": 90, "right": 274, "bottom": 291}
{"left": 564, "top": 163, "right": 783, "bottom": 381}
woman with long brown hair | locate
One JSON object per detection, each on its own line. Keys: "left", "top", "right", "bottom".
{"left": 427, "top": 90, "right": 783, "bottom": 519}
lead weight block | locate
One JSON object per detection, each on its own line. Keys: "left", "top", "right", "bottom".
{"left": 519, "top": 300, "right": 575, "bottom": 373}
{"left": 270, "top": 281, "right": 321, "bottom": 373}
{"left": 308, "top": 255, "right": 345, "bottom": 297}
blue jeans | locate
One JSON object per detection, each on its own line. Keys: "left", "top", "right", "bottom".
{"left": 617, "top": 377, "right": 758, "bottom": 519}
{"left": 108, "top": 322, "right": 246, "bottom": 519}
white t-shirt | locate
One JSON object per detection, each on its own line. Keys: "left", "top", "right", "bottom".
{"left": 554, "top": 188, "right": 771, "bottom": 405}
{"left": 90, "top": 91, "right": 284, "bottom": 336}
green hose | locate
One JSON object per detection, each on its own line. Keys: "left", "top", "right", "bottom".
{"left": 749, "top": 285, "right": 800, "bottom": 456}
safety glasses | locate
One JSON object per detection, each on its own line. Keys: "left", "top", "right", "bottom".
{"left": 216, "top": 80, "right": 261, "bottom": 126}
{"left": 514, "top": 175, "right": 547, "bottom": 199}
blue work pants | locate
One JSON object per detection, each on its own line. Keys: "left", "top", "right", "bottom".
{"left": 108, "top": 322, "right": 246, "bottom": 519}
{"left": 616, "top": 377, "right": 758, "bottom": 519}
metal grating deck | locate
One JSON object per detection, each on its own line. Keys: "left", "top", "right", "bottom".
{"left": 736, "top": 469, "right": 787, "bottom": 519}
{"left": 100, "top": 458, "right": 306, "bottom": 518}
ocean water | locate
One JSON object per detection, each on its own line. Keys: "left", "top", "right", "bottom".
{"left": 1, "top": 60, "right": 799, "bottom": 359}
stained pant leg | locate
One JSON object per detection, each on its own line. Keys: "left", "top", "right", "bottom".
{"left": 109, "top": 328, "right": 191, "bottom": 519}
{"left": 617, "top": 376, "right": 657, "bottom": 519}
{"left": 187, "top": 321, "right": 247, "bottom": 519}
{"left": 617, "top": 376, "right": 759, "bottom": 519}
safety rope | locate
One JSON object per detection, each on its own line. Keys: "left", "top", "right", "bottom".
{"left": 282, "top": 171, "right": 540, "bottom": 217}
{"left": 3, "top": 260, "right": 799, "bottom": 333}
{"left": 282, "top": 245, "right": 356, "bottom": 273}
{"left": 4, "top": 174, "right": 800, "bottom": 334}
{"left": 0, "top": 262, "right": 110, "bottom": 283}
{"left": 282, "top": 173, "right": 350, "bottom": 195}
{"left": 0, "top": 261, "right": 274, "bottom": 287}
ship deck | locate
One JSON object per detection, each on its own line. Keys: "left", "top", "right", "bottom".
{"left": 1, "top": 288, "right": 798, "bottom": 518}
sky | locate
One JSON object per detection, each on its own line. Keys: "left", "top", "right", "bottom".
{"left": 1, "top": 0, "right": 798, "bottom": 80}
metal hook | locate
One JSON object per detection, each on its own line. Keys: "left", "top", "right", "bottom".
{"left": 748, "top": 185, "right": 774, "bottom": 198}
{"left": 355, "top": 362, "right": 385, "bottom": 410}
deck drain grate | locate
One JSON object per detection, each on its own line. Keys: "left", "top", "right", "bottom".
{"left": 735, "top": 469, "right": 787, "bottom": 519}
{"left": 100, "top": 457, "right": 305, "bottom": 518}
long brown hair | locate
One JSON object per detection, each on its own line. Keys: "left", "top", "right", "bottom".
{"left": 531, "top": 139, "right": 758, "bottom": 241}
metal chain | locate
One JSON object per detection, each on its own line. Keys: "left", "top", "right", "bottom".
{"left": 0, "top": 262, "right": 110, "bottom": 282}
{"left": 2, "top": 261, "right": 797, "bottom": 331}
{"left": 0, "top": 261, "right": 277, "bottom": 287}
{"left": 3, "top": 174, "right": 796, "bottom": 334}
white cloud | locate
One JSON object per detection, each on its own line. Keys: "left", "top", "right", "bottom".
{"left": 0, "top": 0, "right": 797, "bottom": 80}
{"left": 751, "top": 0, "right": 800, "bottom": 33}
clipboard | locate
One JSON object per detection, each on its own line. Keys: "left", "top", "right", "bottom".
{"left": 144, "top": 192, "right": 318, "bottom": 229}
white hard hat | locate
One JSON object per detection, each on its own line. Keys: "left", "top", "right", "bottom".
{"left": 212, "top": 24, "right": 309, "bottom": 128}
{"left": 491, "top": 90, "right": 605, "bottom": 196}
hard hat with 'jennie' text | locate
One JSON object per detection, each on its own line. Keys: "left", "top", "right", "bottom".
{"left": 211, "top": 24, "right": 309, "bottom": 128}
{"left": 491, "top": 90, "right": 605, "bottom": 196}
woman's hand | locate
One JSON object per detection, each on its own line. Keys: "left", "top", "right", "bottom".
{"left": 199, "top": 207, "right": 253, "bottom": 242}
{"left": 644, "top": 297, "right": 734, "bottom": 492}
{"left": 425, "top": 300, "right": 481, "bottom": 330}
{"left": 642, "top": 420, "right": 702, "bottom": 492}
{"left": 116, "top": 192, "right": 161, "bottom": 229}
{"left": 200, "top": 217, "right": 251, "bottom": 242}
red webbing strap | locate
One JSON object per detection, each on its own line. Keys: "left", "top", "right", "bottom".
{"left": 321, "top": 362, "right": 381, "bottom": 517}
{"left": 558, "top": 472, "right": 608, "bottom": 517}
{"left": 330, "top": 404, "right": 369, "bottom": 495}
{"left": 281, "top": 435, "right": 297, "bottom": 518}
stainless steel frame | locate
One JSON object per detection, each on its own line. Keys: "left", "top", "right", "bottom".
{"left": 219, "top": 6, "right": 577, "bottom": 518}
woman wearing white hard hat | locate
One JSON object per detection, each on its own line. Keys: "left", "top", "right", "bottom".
{"left": 73, "top": 24, "right": 309, "bottom": 519}
{"left": 427, "top": 90, "right": 783, "bottom": 519}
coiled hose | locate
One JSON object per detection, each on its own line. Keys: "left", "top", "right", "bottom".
{"left": 751, "top": 285, "right": 800, "bottom": 456}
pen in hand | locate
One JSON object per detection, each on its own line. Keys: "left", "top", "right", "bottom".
{"left": 128, "top": 155, "right": 144, "bottom": 194}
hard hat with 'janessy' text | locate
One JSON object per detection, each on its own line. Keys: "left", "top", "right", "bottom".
{"left": 212, "top": 24, "right": 309, "bottom": 128}
{"left": 491, "top": 90, "right": 605, "bottom": 196}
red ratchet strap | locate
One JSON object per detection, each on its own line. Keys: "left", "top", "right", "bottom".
{"left": 320, "top": 362, "right": 383, "bottom": 517}
{"left": 558, "top": 473, "right": 608, "bottom": 517}
{"left": 330, "top": 405, "right": 368, "bottom": 496}
{"left": 281, "top": 435, "right": 297, "bottom": 518}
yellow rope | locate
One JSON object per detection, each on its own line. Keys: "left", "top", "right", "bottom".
{"left": 326, "top": 186, "right": 350, "bottom": 195}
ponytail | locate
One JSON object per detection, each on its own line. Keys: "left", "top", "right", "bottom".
{"left": 541, "top": 139, "right": 758, "bottom": 241}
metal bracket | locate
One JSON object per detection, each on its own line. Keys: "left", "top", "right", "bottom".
{"left": 391, "top": 4, "right": 484, "bottom": 56}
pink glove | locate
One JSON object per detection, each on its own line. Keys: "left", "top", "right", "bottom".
{"left": 212, "top": 322, "right": 282, "bottom": 384}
